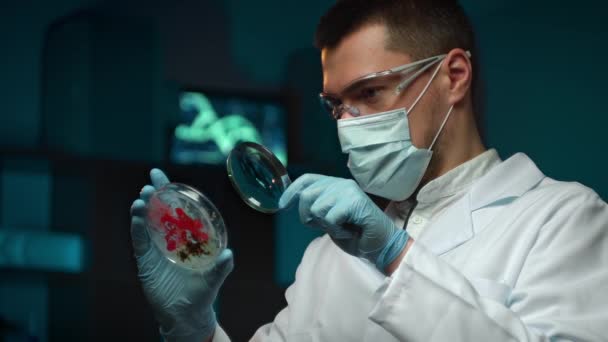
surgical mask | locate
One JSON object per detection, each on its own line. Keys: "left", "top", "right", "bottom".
{"left": 337, "top": 61, "right": 454, "bottom": 201}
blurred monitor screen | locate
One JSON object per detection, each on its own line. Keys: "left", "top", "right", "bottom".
{"left": 171, "top": 89, "right": 288, "bottom": 166}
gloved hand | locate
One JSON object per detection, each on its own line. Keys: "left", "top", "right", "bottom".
{"left": 130, "top": 168, "right": 234, "bottom": 342}
{"left": 279, "top": 174, "right": 409, "bottom": 273}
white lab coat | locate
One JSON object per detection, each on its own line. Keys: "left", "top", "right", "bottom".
{"left": 214, "top": 153, "right": 608, "bottom": 341}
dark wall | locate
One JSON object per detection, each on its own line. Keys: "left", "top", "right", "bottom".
{"left": 474, "top": 1, "right": 608, "bottom": 197}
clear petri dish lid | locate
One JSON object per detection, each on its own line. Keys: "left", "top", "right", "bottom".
{"left": 145, "top": 183, "right": 227, "bottom": 270}
{"left": 227, "top": 142, "right": 291, "bottom": 214}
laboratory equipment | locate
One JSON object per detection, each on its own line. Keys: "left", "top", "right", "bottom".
{"left": 145, "top": 183, "right": 227, "bottom": 270}
{"left": 226, "top": 142, "right": 291, "bottom": 213}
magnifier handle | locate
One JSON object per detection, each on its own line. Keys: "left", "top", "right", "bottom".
{"left": 343, "top": 223, "right": 363, "bottom": 237}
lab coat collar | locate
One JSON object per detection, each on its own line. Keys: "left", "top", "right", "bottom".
{"left": 469, "top": 153, "right": 545, "bottom": 211}
{"left": 416, "top": 149, "right": 501, "bottom": 205}
{"left": 418, "top": 153, "right": 545, "bottom": 256}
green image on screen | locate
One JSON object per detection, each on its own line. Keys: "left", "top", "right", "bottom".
{"left": 171, "top": 91, "right": 287, "bottom": 166}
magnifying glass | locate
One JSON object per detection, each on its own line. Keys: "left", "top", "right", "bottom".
{"left": 226, "top": 142, "right": 291, "bottom": 214}
{"left": 226, "top": 142, "right": 363, "bottom": 236}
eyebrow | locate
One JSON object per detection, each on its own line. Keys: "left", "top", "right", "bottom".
{"left": 340, "top": 79, "right": 370, "bottom": 96}
{"left": 322, "top": 80, "right": 369, "bottom": 99}
{"left": 343, "top": 72, "right": 404, "bottom": 96}
{"left": 323, "top": 67, "right": 386, "bottom": 96}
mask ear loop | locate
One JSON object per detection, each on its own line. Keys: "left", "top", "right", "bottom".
{"left": 402, "top": 56, "right": 454, "bottom": 151}
{"left": 427, "top": 55, "right": 462, "bottom": 150}
{"left": 405, "top": 57, "right": 444, "bottom": 116}
{"left": 429, "top": 104, "right": 454, "bottom": 151}
{"left": 427, "top": 57, "right": 454, "bottom": 151}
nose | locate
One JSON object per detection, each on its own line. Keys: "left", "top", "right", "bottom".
{"left": 340, "top": 112, "right": 356, "bottom": 120}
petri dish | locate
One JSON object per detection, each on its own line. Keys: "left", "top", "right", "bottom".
{"left": 145, "top": 183, "right": 227, "bottom": 270}
{"left": 227, "top": 142, "right": 291, "bottom": 213}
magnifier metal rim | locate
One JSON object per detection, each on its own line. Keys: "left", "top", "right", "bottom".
{"left": 226, "top": 141, "right": 289, "bottom": 214}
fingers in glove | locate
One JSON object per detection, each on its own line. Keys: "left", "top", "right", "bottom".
{"left": 308, "top": 193, "right": 336, "bottom": 223}
{"left": 130, "top": 210, "right": 151, "bottom": 258}
{"left": 150, "top": 168, "right": 170, "bottom": 189}
{"left": 205, "top": 249, "right": 234, "bottom": 289}
{"left": 140, "top": 185, "right": 156, "bottom": 202}
{"left": 279, "top": 174, "right": 325, "bottom": 209}
{"left": 324, "top": 202, "right": 357, "bottom": 239}
{"left": 298, "top": 184, "right": 328, "bottom": 226}
{"left": 131, "top": 198, "right": 147, "bottom": 217}
{"left": 307, "top": 195, "right": 355, "bottom": 239}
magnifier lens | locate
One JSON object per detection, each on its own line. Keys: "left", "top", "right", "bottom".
{"left": 227, "top": 142, "right": 291, "bottom": 213}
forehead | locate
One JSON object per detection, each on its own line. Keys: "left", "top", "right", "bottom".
{"left": 321, "top": 23, "right": 413, "bottom": 94}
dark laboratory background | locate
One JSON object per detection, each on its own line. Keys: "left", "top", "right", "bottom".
{"left": 1, "top": 0, "right": 606, "bottom": 341}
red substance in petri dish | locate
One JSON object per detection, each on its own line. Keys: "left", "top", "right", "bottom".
{"left": 149, "top": 196, "right": 210, "bottom": 261}
{"left": 161, "top": 208, "right": 209, "bottom": 252}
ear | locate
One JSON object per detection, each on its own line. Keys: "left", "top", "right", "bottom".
{"left": 441, "top": 49, "right": 472, "bottom": 105}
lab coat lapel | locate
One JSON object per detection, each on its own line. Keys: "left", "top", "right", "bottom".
{"left": 417, "top": 192, "right": 474, "bottom": 255}
{"left": 417, "top": 153, "right": 545, "bottom": 256}
{"left": 469, "top": 153, "right": 545, "bottom": 211}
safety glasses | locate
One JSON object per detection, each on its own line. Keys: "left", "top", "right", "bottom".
{"left": 319, "top": 51, "right": 470, "bottom": 120}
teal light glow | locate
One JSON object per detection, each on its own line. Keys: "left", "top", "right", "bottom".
{"left": 0, "top": 229, "right": 85, "bottom": 273}
{"left": 174, "top": 92, "right": 263, "bottom": 163}
{"left": 174, "top": 92, "right": 288, "bottom": 166}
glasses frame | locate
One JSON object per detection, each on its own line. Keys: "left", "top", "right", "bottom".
{"left": 320, "top": 51, "right": 471, "bottom": 120}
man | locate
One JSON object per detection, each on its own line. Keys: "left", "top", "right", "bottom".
{"left": 130, "top": 0, "right": 608, "bottom": 341}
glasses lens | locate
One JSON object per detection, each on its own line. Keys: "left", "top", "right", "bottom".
{"left": 319, "top": 95, "right": 339, "bottom": 117}
{"left": 340, "top": 74, "right": 405, "bottom": 115}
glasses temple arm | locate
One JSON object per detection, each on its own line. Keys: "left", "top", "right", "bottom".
{"left": 394, "top": 50, "right": 471, "bottom": 93}
{"left": 395, "top": 58, "right": 442, "bottom": 93}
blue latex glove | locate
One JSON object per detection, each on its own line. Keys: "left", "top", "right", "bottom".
{"left": 279, "top": 174, "right": 409, "bottom": 273}
{"left": 130, "top": 168, "right": 233, "bottom": 342}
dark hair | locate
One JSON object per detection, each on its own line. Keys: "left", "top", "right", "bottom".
{"left": 315, "top": 0, "right": 484, "bottom": 132}
{"left": 316, "top": 0, "right": 474, "bottom": 58}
